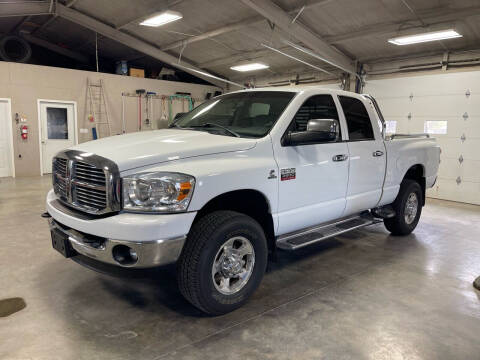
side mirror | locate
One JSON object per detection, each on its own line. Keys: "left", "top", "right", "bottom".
{"left": 174, "top": 112, "right": 186, "bottom": 120}
{"left": 284, "top": 119, "right": 339, "bottom": 146}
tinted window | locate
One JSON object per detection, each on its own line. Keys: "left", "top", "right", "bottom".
{"left": 174, "top": 91, "right": 295, "bottom": 138}
{"left": 339, "top": 96, "right": 374, "bottom": 141}
{"left": 291, "top": 95, "right": 339, "bottom": 132}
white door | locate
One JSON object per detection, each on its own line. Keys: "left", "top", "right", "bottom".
{"left": 40, "top": 101, "right": 76, "bottom": 174}
{"left": 337, "top": 95, "right": 386, "bottom": 215}
{"left": 0, "top": 99, "right": 14, "bottom": 177}
{"left": 274, "top": 94, "right": 349, "bottom": 235}
{"left": 364, "top": 71, "right": 480, "bottom": 205}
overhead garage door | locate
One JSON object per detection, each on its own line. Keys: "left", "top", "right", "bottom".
{"left": 364, "top": 71, "right": 480, "bottom": 205}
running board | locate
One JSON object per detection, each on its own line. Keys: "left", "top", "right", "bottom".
{"left": 276, "top": 214, "right": 379, "bottom": 251}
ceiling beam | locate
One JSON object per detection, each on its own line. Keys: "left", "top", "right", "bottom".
{"left": 198, "top": 46, "right": 291, "bottom": 68}
{"left": 65, "top": 0, "right": 80, "bottom": 7}
{"left": 160, "top": 0, "right": 333, "bottom": 51}
{"left": 240, "top": 0, "right": 354, "bottom": 74}
{"left": 54, "top": 4, "right": 232, "bottom": 88}
{"left": 32, "top": 0, "right": 78, "bottom": 35}
{"left": 0, "top": 1, "right": 51, "bottom": 17}
{"left": 326, "top": 5, "right": 480, "bottom": 44}
{"left": 20, "top": 32, "right": 90, "bottom": 63}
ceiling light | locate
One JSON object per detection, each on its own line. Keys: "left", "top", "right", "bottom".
{"left": 140, "top": 10, "right": 183, "bottom": 27}
{"left": 230, "top": 63, "right": 269, "bottom": 72}
{"left": 388, "top": 29, "right": 462, "bottom": 45}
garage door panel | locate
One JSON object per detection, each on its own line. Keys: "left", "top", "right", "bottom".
{"left": 459, "top": 139, "right": 480, "bottom": 161}
{"left": 376, "top": 97, "right": 411, "bottom": 117}
{"left": 435, "top": 138, "right": 462, "bottom": 159}
{"left": 459, "top": 160, "right": 480, "bottom": 183}
{"left": 437, "top": 157, "right": 458, "bottom": 179}
{"left": 428, "top": 178, "right": 480, "bottom": 205}
{"left": 411, "top": 95, "right": 471, "bottom": 117}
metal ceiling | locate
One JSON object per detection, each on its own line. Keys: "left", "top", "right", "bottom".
{"left": 1, "top": 0, "right": 480, "bottom": 88}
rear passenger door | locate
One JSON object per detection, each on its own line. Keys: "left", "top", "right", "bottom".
{"left": 338, "top": 96, "right": 386, "bottom": 215}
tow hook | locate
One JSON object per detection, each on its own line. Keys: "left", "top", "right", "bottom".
{"left": 41, "top": 212, "right": 51, "bottom": 219}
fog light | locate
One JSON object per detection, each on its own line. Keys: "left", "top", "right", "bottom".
{"left": 129, "top": 249, "right": 138, "bottom": 262}
{"left": 112, "top": 245, "right": 138, "bottom": 266}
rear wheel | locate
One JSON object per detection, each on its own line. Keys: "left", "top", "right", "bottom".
{"left": 384, "top": 179, "right": 422, "bottom": 235}
{"left": 177, "top": 211, "right": 268, "bottom": 315}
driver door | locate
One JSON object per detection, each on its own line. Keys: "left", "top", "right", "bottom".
{"left": 273, "top": 95, "right": 349, "bottom": 235}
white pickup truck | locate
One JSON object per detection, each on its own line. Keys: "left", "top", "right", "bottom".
{"left": 45, "top": 88, "right": 440, "bottom": 315}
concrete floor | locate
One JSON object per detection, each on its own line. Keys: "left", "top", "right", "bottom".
{"left": 1, "top": 176, "right": 480, "bottom": 360}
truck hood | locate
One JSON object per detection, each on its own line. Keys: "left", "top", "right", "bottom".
{"left": 69, "top": 129, "right": 257, "bottom": 171}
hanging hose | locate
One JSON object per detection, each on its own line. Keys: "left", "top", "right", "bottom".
{"left": 138, "top": 96, "right": 142, "bottom": 131}
{"left": 0, "top": 35, "right": 32, "bottom": 63}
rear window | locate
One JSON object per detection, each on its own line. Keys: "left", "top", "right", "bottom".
{"left": 339, "top": 96, "right": 374, "bottom": 141}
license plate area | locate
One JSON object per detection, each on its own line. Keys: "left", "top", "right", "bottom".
{"left": 51, "top": 228, "right": 76, "bottom": 258}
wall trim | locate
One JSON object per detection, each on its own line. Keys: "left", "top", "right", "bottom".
{"left": 37, "top": 99, "right": 78, "bottom": 176}
{"left": 0, "top": 98, "right": 15, "bottom": 178}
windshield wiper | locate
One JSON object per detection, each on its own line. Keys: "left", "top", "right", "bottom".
{"left": 168, "top": 122, "right": 181, "bottom": 128}
{"left": 190, "top": 123, "right": 240, "bottom": 137}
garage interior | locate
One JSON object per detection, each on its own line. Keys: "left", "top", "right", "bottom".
{"left": 1, "top": 0, "right": 480, "bottom": 359}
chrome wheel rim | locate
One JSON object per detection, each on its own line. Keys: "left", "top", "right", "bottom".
{"left": 404, "top": 192, "right": 418, "bottom": 225}
{"left": 211, "top": 236, "right": 255, "bottom": 295}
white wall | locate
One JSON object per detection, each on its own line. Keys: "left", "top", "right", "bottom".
{"left": 0, "top": 61, "right": 219, "bottom": 176}
{"left": 364, "top": 70, "right": 480, "bottom": 205}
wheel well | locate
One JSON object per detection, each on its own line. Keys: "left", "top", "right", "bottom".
{"left": 194, "top": 190, "right": 275, "bottom": 252}
{"left": 403, "top": 164, "right": 426, "bottom": 205}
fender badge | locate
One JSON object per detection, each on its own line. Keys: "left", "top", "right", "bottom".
{"left": 268, "top": 170, "right": 277, "bottom": 179}
{"left": 281, "top": 168, "right": 296, "bottom": 181}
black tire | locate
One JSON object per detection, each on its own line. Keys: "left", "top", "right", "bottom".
{"left": 384, "top": 179, "right": 423, "bottom": 236}
{"left": 177, "top": 211, "right": 268, "bottom": 315}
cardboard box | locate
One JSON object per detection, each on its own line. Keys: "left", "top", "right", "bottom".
{"left": 129, "top": 68, "right": 145, "bottom": 78}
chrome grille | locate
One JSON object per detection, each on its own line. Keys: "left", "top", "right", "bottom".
{"left": 52, "top": 150, "right": 121, "bottom": 215}
{"left": 53, "top": 158, "right": 68, "bottom": 200}
{"left": 74, "top": 161, "right": 106, "bottom": 186}
{"left": 76, "top": 184, "right": 107, "bottom": 209}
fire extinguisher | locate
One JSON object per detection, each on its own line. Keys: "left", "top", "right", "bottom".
{"left": 20, "top": 125, "right": 28, "bottom": 140}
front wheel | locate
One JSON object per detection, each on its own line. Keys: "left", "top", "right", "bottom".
{"left": 384, "top": 179, "right": 423, "bottom": 236}
{"left": 177, "top": 211, "right": 268, "bottom": 315}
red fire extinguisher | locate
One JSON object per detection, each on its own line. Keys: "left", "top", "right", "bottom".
{"left": 21, "top": 125, "right": 28, "bottom": 140}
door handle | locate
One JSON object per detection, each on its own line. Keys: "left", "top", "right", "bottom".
{"left": 332, "top": 154, "right": 348, "bottom": 162}
{"left": 373, "top": 150, "right": 384, "bottom": 157}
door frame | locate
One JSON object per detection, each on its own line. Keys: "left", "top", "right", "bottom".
{"left": 37, "top": 99, "right": 78, "bottom": 175}
{"left": 0, "top": 98, "right": 15, "bottom": 178}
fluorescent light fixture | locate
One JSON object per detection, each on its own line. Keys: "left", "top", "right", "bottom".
{"left": 140, "top": 10, "right": 183, "bottom": 27}
{"left": 230, "top": 63, "right": 269, "bottom": 72}
{"left": 388, "top": 29, "right": 462, "bottom": 45}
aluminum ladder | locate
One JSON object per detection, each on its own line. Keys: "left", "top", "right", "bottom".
{"left": 87, "top": 78, "right": 112, "bottom": 139}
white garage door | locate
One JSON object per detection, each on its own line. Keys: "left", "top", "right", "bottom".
{"left": 364, "top": 71, "right": 480, "bottom": 205}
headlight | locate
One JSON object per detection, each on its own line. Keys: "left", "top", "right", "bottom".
{"left": 122, "top": 172, "right": 195, "bottom": 213}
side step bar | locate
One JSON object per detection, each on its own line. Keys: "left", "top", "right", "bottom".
{"left": 276, "top": 214, "right": 380, "bottom": 251}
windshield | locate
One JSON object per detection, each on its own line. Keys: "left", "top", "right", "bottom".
{"left": 172, "top": 91, "right": 295, "bottom": 138}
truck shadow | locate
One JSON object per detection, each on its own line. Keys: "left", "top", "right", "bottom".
{"left": 36, "top": 225, "right": 426, "bottom": 358}
{"left": 65, "top": 225, "right": 422, "bottom": 318}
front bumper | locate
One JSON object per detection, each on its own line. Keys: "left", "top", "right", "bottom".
{"left": 46, "top": 189, "right": 196, "bottom": 268}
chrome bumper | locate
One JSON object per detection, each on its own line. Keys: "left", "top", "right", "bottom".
{"left": 49, "top": 219, "right": 186, "bottom": 268}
